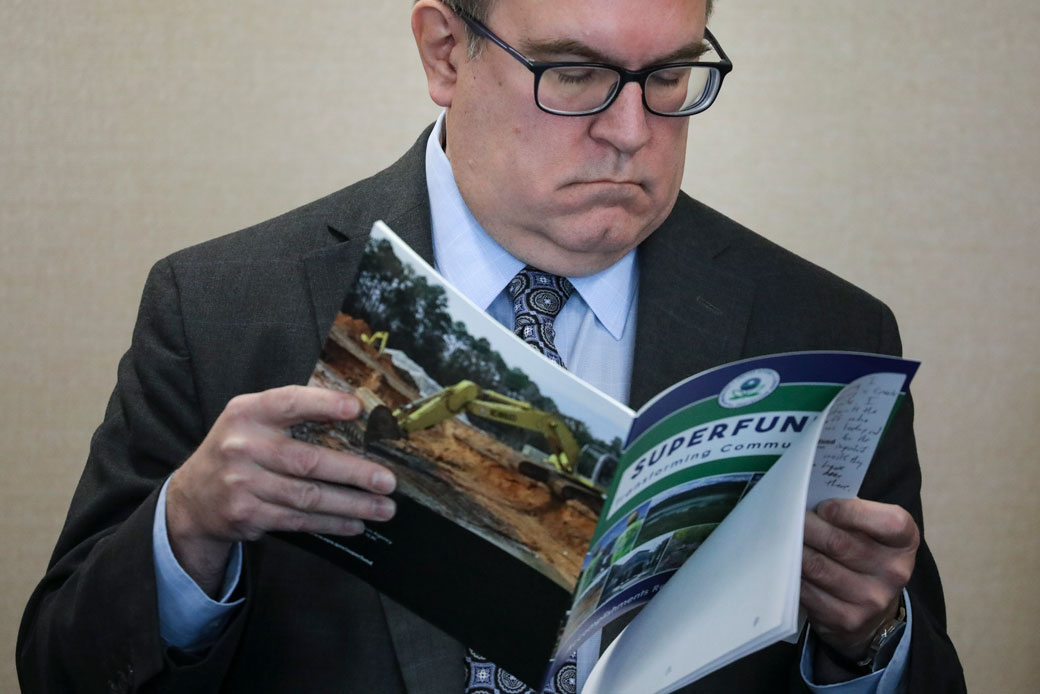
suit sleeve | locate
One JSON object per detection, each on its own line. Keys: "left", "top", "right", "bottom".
{"left": 17, "top": 258, "right": 249, "bottom": 694}
{"left": 675, "top": 299, "right": 967, "bottom": 694}
{"left": 854, "top": 303, "right": 965, "bottom": 694}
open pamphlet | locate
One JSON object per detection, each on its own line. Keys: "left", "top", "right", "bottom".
{"left": 288, "top": 221, "right": 919, "bottom": 693}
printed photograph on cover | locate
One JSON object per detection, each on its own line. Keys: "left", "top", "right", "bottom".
{"left": 292, "top": 224, "right": 633, "bottom": 590}
{"left": 559, "top": 471, "right": 762, "bottom": 650}
{"left": 599, "top": 533, "right": 671, "bottom": 600}
{"left": 631, "top": 472, "right": 763, "bottom": 555}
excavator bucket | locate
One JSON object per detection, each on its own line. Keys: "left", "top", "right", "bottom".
{"left": 364, "top": 405, "right": 404, "bottom": 447}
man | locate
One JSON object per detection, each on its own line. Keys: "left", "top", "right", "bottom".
{"left": 18, "top": 1, "right": 965, "bottom": 692}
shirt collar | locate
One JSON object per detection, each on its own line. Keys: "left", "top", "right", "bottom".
{"left": 424, "top": 111, "right": 637, "bottom": 340}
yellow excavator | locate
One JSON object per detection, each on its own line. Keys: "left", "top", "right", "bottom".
{"left": 360, "top": 331, "right": 389, "bottom": 354}
{"left": 365, "top": 380, "right": 618, "bottom": 507}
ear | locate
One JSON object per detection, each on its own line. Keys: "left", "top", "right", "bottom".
{"left": 412, "top": 0, "right": 466, "bottom": 108}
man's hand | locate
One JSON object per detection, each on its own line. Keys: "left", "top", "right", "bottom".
{"left": 165, "top": 385, "right": 397, "bottom": 596}
{"left": 801, "top": 498, "right": 919, "bottom": 675}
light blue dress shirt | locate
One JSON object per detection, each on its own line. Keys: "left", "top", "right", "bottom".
{"left": 152, "top": 478, "right": 243, "bottom": 652}
{"left": 425, "top": 114, "right": 638, "bottom": 404}
{"left": 152, "top": 112, "right": 910, "bottom": 691}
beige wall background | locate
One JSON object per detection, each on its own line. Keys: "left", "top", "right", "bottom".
{"left": 2, "top": 1, "right": 1036, "bottom": 691}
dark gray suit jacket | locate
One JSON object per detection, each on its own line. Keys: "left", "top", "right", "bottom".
{"left": 18, "top": 128, "right": 965, "bottom": 693}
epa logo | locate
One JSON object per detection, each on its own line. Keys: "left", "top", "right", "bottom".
{"left": 718, "top": 368, "right": 781, "bottom": 408}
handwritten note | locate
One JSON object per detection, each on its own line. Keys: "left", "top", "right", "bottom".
{"left": 806, "top": 373, "right": 906, "bottom": 509}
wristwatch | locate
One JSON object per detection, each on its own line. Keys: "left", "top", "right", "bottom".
{"left": 856, "top": 598, "right": 907, "bottom": 672}
{"left": 819, "top": 596, "right": 907, "bottom": 675}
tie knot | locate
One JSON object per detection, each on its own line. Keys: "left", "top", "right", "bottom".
{"left": 507, "top": 266, "right": 574, "bottom": 314}
{"left": 507, "top": 266, "right": 574, "bottom": 367}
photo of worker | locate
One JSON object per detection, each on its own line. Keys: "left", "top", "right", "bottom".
{"left": 574, "top": 501, "right": 651, "bottom": 597}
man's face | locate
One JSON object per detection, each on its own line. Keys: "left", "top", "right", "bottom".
{"left": 443, "top": 0, "right": 707, "bottom": 276}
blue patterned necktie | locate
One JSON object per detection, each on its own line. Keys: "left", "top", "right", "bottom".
{"left": 465, "top": 648, "right": 577, "bottom": 694}
{"left": 465, "top": 266, "right": 578, "bottom": 693}
{"left": 506, "top": 266, "right": 575, "bottom": 368}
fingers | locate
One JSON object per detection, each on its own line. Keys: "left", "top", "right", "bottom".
{"left": 801, "top": 536, "right": 900, "bottom": 654}
{"left": 218, "top": 490, "right": 368, "bottom": 541}
{"left": 800, "top": 573, "right": 894, "bottom": 656}
{"left": 166, "top": 385, "right": 398, "bottom": 591}
{"left": 803, "top": 505, "right": 915, "bottom": 591}
{"left": 235, "top": 497, "right": 375, "bottom": 540}
{"left": 801, "top": 544, "right": 893, "bottom": 611}
{"left": 216, "top": 385, "right": 397, "bottom": 494}
{"left": 803, "top": 510, "right": 879, "bottom": 576}
{"left": 253, "top": 435, "right": 397, "bottom": 494}
{"left": 801, "top": 499, "right": 918, "bottom": 654}
{"left": 800, "top": 575, "right": 866, "bottom": 639}
{"left": 815, "top": 498, "right": 919, "bottom": 550}
{"left": 214, "top": 408, "right": 398, "bottom": 527}
{"left": 254, "top": 473, "right": 397, "bottom": 524}
{"left": 226, "top": 385, "right": 362, "bottom": 429}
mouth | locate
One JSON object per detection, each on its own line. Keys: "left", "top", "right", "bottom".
{"left": 565, "top": 179, "right": 647, "bottom": 197}
{"left": 573, "top": 178, "right": 642, "bottom": 187}
{"left": 570, "top": 178, "right": 646, "bottom": 194}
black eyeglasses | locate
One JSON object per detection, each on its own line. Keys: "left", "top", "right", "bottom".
{"left": 455, "top": 10, "right": 733, "bottom": 117}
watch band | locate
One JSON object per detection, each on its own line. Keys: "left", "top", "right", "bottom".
{"left": 856, "top": 599, "right": 907, "bottom": 671}
{"left": 817, "top": 596, "right": 907, "bottom": 675}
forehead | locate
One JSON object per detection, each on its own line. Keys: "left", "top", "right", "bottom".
{"left": 489, "top": 0, "right": 708, "bottom": 65}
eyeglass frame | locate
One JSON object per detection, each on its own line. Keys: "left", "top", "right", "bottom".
{"left": 453, "top": 9, "right": 733, "bottom": 117}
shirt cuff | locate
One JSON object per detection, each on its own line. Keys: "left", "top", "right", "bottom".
{"left": 801, "top": 588, "right": 912, "bottom": 694}
{"left": 152, "top": 477, "right": 244, "bottom": 653}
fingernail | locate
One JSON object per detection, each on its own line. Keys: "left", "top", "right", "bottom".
{"left": 375, "top": 497, "right": 396, "bottom": 520}
{"left": 373, "top": 469, "right": 396, "bottom": 493}
{"left": 340, "top": 396, "right": 360, "bottom": 419}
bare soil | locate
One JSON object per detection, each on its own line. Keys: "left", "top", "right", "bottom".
{"left": 304, "top": 314, "right": 597, "bottom": 590}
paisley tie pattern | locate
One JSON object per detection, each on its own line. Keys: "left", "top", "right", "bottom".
{"left": 506, "top": 266, "right": 575, "bottom": 367}
{"left": 464, "top": 267, "right": 579, "bottom": 693}
{"left": 465, "top": 648, "right": 577, "bottom": 694}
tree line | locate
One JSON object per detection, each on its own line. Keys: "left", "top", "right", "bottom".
{"left": 345, "top": 239, "right": 621, "bottom": 458}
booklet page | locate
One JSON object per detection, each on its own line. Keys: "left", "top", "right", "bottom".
{"left": 549, "top": 354, "right": 918, "bottom": 690}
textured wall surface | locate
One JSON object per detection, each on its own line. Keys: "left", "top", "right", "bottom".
{"left": 2, "top": 1, "right": 1037, "bottom": 691}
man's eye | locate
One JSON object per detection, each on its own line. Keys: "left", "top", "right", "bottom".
{"left": 648, "top": 68, "right": 688, "bottom": 87}
{"left": 550, "top": 68, "right": 596, "bottom": 85}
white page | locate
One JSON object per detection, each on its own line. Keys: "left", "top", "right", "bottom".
{"left": 581, "top": 414, "right": 824, "bottom": 694}
{"left": 806, "top": 372, "right": 906, "bottom": 509}
{"left": 582, "top": 368, "right": 905, "bottom": 694}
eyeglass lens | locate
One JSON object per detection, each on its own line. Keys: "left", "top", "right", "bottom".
{"left": 538, "top": 65, "right": 718, "bottom": 115}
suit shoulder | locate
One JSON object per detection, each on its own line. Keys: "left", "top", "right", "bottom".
{"left": 161, "top": 127, "right": 431, "bottom": 269}
{"left": 160, "top": 183, "right": 363, "bottom": 270}
{"left": 673, "top": 193, "right": 886, "bottom": 310}
{"left": 665, "top": 194, "right": 900, "bottom": 354}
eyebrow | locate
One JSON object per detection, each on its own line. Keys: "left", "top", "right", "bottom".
{"left": 518, "top": 37, "right": 711, "bottom": 66}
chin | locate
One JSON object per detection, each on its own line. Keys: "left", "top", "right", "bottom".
{"left": 553, "top": 207, "right": 658, "bottom": 253}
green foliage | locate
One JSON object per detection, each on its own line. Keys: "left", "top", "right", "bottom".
{"left": 346, "top": 239, "right": 452, "bottom": 368}
{"left": 345, "top": 238, "right": 616, "bottom": 454}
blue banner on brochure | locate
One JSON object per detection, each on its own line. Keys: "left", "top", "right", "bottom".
{"left": 628, "top": 351, "right": 919, "bottom": 445}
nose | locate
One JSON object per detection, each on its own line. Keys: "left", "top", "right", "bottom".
{"left": 588, "top": 81, "right": 652, "bottom": 154}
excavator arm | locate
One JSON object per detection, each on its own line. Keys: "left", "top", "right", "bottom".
{"left": 364, "top": 379, "right": 618, "bottom": 505}
{"left": 391, "top": 380, "right": 582, "bottom": 471}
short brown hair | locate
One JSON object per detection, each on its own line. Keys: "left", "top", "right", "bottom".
{"left": 433, "top": 0, "right": 716, "bottom": 57}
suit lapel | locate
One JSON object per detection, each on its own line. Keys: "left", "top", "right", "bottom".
{"left": 300, "top": 126, "right": 464, "bottom": 693}
{"left": 380, "top": 596, "right": 465, "bottom": 694}
{"left": 301, "top": 125, "right": 437, "bottom": 348}
{"left": 301, "top": 234, "right": 371, "bottom": 347}
{"left": 296, "top": 132, "right": 756, "bottom": 690}
{"left": 630, "top": 198, "right": 756, "bottom": 409}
